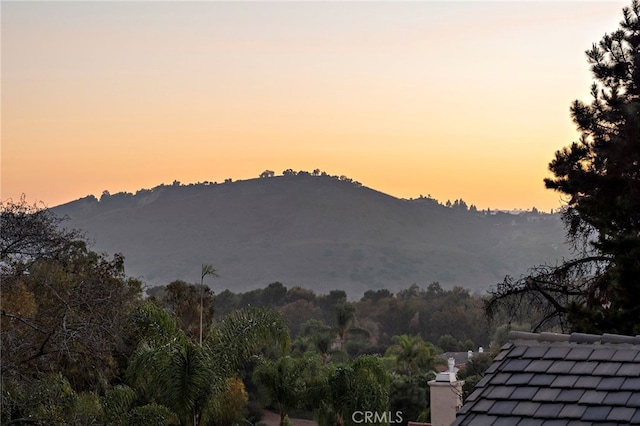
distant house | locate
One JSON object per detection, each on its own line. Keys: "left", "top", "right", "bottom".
{"left": 440, "top": 347, "right": 485, "bottom": 372}
{"left": 452, "top": 331, "right": 640, "bottom": 425}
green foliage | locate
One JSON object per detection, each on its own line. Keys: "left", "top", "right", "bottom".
{"left": 304, "top": 324, "right": 335, "bottom": 364}
{"left": 491, "top": 323, "right": 530, "bottom": 348}
{"left": 354, "top": 282, "right": 491, "bottom": 350}
{"left": 209, "top": 307, "right": 292, "bottom": 370}
{"left": 279, "top": 299, "right": 323, "bottom": 337}
{"left": 212, "top": 289, "right": 241, "bottom": 318}
{"left": 362, "top": 289, "right": 394, "bottom": 303}
{"left": 262, "top": 282, "right": 288, "bottom": 305}
{"left": 253, "top": 356, "right": 318, "bottom": 426}
{"left": 165, "top": 343, "right": 212, "bottom": 423}
{"left": 103, "top": 385, "right": 137, "bottom": 424}
{"left": 456, "top": 353, "right": 495, "bottom": 400}
{"left": 318, "top": 290, "right": 347, "bottom": 317}
{"left": 206, "top": 376, "right": 249, "bottom": 426}
{"left": 125, "top": 302, "right": 291, "bottom": 425}
{"left": 389, "top": 372, "right": 432, "bottom": 425}
{"left": 2, "top": 246, "right": 142, "bottom": 389}
{"left": 2, "top": 373, "right": 106, "bottom": 425}
{"left": 313, "top": 356, "right": 390, "bottom": 426}
{"left": 1, "top": 198, "right": 142, "bottom": 409}
{"left": 29, "top": 373, "right": 77, "bottom": 424}
{"left": 333, "top": 302, "right": 356, "bottom": 350}
{"left": 283, "top": 286, "right": 317, "bottom": 304}
{"left": 215, "top": 282, "right": 493, "bottom": 360}
{"left": 436, "top": 334, "right": 474, "bottom": 352}
{"left": 437, "top": 334, "right": 459, "bottom": 352}
{"left": 127, "top": 403, "right": 179, "bottom": 426}
{"left": 131, "top": 301, "right": 187, "bottom": 347}
{"left": 386, "top": 335, "right": 439, "bottom": 379}
{"left": 72, "top": 392, "right": 104, "bottom": 425}
{"left": 127, "top": 304, "right": 206, "bottom": 423}
{"left": 160, "top": 280, "right": 215, "bottom": 340}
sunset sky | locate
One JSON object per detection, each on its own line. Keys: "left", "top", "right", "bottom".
{"left": 1, "top": 1, "right": 628, "bottom": 211}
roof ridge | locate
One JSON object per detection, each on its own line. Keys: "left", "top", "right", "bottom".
{"left": 507, "top": 330, "right": 640, "bottom": 345}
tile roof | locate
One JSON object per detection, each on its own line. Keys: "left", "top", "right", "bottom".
{"left": 452, "top": 331, "right": 640, "bottom": 426}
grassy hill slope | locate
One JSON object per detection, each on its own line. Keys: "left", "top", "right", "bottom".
{"left": 51, "top": 175, "right": 571, "bottom": 297}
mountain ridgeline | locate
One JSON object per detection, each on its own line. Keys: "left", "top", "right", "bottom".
{"left": 51, "top": 174, "right": 571, "bottom": 296}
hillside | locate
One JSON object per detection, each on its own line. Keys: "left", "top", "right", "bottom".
{"left": 51, "top": 174, "right": 572, "bottom": 297}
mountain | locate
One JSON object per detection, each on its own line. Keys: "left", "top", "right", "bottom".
{"left": 51, "top": 174, "right": 572, "bottom": 297}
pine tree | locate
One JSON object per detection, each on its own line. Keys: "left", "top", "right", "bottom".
{"left": 487, "top": 1, "right": 640, "bottom": 334}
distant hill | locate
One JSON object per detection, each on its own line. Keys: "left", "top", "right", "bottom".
{"left": 51, "top": 174, "right": 572, "bottom": 297}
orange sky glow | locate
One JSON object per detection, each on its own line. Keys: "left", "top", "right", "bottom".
{"left": 1, "top": 1, "right": 629, "bottom": 211}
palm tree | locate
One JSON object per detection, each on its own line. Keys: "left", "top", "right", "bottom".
{"left": 126, "top": 303, "right": 209, "bottom": 425}
{"left": 333, "top": 302, "right": 355, "bottom": 350}
{"left": 313, "top": 331, "right": 334, "bottom": 365}
{"left": 385, "top": 334, "right": 438, "bottom": 380}
{"left": 297, "top": 319, "right": 334, "bottom": 364}
{"left": 126, "top": 302, "right": 290, "bottom": 426}
{"left": 253, "top": 356, "right": 316, "bottom": 426}
{"left": 332, "top": 302, "right": 371, "bottom": 357}
{"left": 313, "top": 355, "right": 390, "bottom": 426}
{"left": 207, "top": 306, "right": 291, "bottom": 373}
{"left": 199, "top": 264, "right": 217, "bottom": 346}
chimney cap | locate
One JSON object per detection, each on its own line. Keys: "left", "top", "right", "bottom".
{"left": 435, "top": 371, "right": 457, "bottom": 382}
{"left": 435, "top": 357, "right": 458, "bottom": 382}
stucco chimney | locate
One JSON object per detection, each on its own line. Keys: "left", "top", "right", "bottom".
{"left": 428, "top": 357, "right": 464, "bottom": 426}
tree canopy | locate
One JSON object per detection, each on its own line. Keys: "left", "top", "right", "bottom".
{"left": 487, "top": 1, "right": 640, "bottom": 334}
{"left": 1, "top": 198, "right": 143, "bottom": 392}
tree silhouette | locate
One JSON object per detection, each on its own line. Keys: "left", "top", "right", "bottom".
{"left": 333, "top": 302, "right": 355, "bottom": 351}
{"left": 487, "top": 1, "right": 640, "bottom": 334}
{"left": 199, "top": 264, "right": 217, "bottom": 346}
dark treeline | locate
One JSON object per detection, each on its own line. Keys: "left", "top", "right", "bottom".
{"left": 148, "top": 281, "right": 496, "bottom": 359}
{"left": 95, "top": 170, "right": 553, "bottom": 216}
{"left": 145, "top": 279, "right": 503, "bottom": 424}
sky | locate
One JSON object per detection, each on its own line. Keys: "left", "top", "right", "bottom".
{"left": 1, "top": 0, "right": 629, "bottom": 211}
